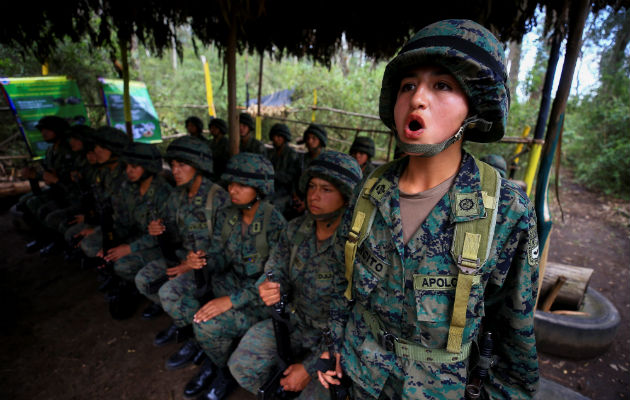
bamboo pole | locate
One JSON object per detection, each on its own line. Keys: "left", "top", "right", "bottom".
{"left": 256, "top": 54, "right": 263, "bottom": 140}
{"left": 227, "top": 12, "right": 239, "bottom": 156}
{"left": 119, "top": 37, "right": 133, "bottom": 139}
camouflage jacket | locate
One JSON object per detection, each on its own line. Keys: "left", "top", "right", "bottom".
{"left": 127, "top": 175, "right": 174, "bottom": 251}
{"left": 239, "top": 135, "right": 267, "bottom": 156}
{"left": 210, "top": 135, "right": 229, "bottom": 182}
{"left": 257, "top": 213, "right": 344, "bottom": 377}
{"left": 330, "top": 151, "right": 540, "bottom": 399}
{"left": 40, "top": 139, "right": 75, "bottom": 184}
{"left": 202, "top": 201, "right": 286, "bottom": 311}
{"left": 130, "top": 176, "right": 230, "bottom": 260}
{"left": 267, "top": 144, "right": 300, "bottom": 196}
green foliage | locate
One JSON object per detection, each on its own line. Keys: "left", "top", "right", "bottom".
{"left": 563, "top": 69, "right": 630, "bottom": 199}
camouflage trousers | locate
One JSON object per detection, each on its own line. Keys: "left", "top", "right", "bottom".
{"left": 228, "top": 318, "right": 329, "bottom": 399}
{"left": 64, "top": 222, "right": 87, "bottom": 243}
{"left": 193, "top": 306, "right": 262, "bottom": 368}
{"left": 113, "top": 247, "right": 163, "bottom": 282}
{"left": 79, "top": 226, "right": 102, "bottom": 258}
{"left": 159, "top": 271, "right": 199, "bottom": 328}
{"left": 135, "top": 257, "right": 168, "bottom": 304}
{"left": 352, "top": 376, "right": 403, "bottom": 400}
{"left": 44, "top": 205, "right": 81, "bottom": 234}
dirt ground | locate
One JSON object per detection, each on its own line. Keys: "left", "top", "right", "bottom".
{"left": 0, "top": 171, "right": 628, "bottom": 400}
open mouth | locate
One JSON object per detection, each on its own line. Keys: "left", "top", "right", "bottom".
{"left": 408, "top": 119, "right": 423, "bottom": 131}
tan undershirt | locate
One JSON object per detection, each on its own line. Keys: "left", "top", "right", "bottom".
{"left": 400, "top": 173, "right": 457, "bottom": 244}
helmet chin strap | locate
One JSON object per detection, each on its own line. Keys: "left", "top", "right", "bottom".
{"left": 395, "top": 116, "right": 492, "bottom": 157}
{"left": 309, "top": 206, "right": 346, "bottom": 228}
{"left": 233, "top": 193, "right": 262, "bottom": 210}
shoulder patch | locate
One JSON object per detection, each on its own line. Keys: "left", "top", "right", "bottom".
{"left": 455, "top": 193, "right": 479, "bottom": 217}
{"left": 528, "top": 224, "right": 539, "bottom": 265}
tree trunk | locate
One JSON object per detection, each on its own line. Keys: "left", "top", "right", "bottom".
{"left": 227, "top": 14, "right": 239, "bottom": 156}
{"left": 539, "top": 262, "right": 593, "bottom": 309}
{"left": 508, "top": 40, "right": 522, "bottom": 99}
{"left": 600, "top": 9, "right": 630, "bottom": 94}
{"left": 119, "top": 37, "right": 133, "bottom": 139}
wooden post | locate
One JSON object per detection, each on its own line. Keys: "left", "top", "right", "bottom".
{"left": 256, "top": 53, "right": 263, "bottom": 140}
{"left": 227, "top": 13, "right": 239, "bottom": 156}
{"left": 119, "top": 37, "right": 133, "bottom": 139}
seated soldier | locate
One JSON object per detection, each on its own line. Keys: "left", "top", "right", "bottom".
{"left": 186, "top": 116, "right": 207, "bottom": 140}
{"left": 238, "top": 113, "right": 266, "bottom": 155}
{"left": 349, "top": 136, "right": 377, "bottom": 177}
{"left": 266, "top": 123, "right": 299, "bottom": 216}
{"left": 208, "top": 117, "right": 229, "bottom": 182}
{"left": 228, "top": 150, "right": 362, "bottom": 399}
{"left": 136, "top": 137, "right": 230, "bottom": 352}
{"left": 183, "top": 153, "right": 286, "bottom": 400}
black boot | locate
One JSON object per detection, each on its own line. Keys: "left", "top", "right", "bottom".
{"left": 106, "top": 280, "right": 140, "bottom": 320}
{"left": 165, "top": 339, "right": 203, "bottom": 370}
{"left": 154, "top": 323, "right": 178, "bottom": 347}
{"left": 25, "top": 239, "right": 43, "bottom": 253}
{"left": 198, "top": 367, "right": 236, "bottom": 400}
{"left": 39, "top": 239, "right": 62, "bottom": 256}
{"left": 141, "top": 303, "right": 164, "bottom": 320}
{"left": 176, "top": 324, "right": 194, "bottom": 343}
{"left": 184, "top": 358, "right": 216, "bottom": 397}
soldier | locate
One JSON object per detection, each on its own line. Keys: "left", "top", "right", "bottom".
{"left": 136, "top": 136, "right": 230, "bottom": 352}
{"left": 238, "top": 113, "right": 266, "bottom": 155}
{"left": 73, "top": 127, "right": 130, "bottom": 261}
{"left": 298, "top": 123, "right": 327, "bottom": 171}
{"left": 183, "top": 153, "right": 286, "bottom": 400}
{"left": 186, "top": 116, "right": 207, "bottom": 140}
{"left": 228, "top": 150, "right": 362, "bottom": 399}
{"left": 349, "top": 136, "right": 377, "bottom": 177}
{"left": 39, "top": 124, "right": 97, "bottom": 256}
{"left": 18, "top": 115, "right": 74, "bottom": 252}
{"left": 208, "top": 118, "right": 229, "bottom": 182}
{"left": 106, "top": 142, "right": 173, "bottom": 286}
{"left": 266, "top": 123, "right": 299, "bottom": 216}
{"left": 318, "top": 20, "right": 540, "bottom": 399}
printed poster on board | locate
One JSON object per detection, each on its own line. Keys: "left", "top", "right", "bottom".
{"left": 99, "top": 78, "right": 162, "bottom": 143}
{"left": 0, "top": 76, "right": 89, "bottom": 160}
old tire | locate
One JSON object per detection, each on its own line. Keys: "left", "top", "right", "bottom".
{"left": 533, "top": 377, "right": 590, "bottom": 400}
{"left": 535, "top": 287, "right": 620, "bottom": 359}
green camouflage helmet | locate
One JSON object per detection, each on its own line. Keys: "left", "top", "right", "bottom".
{"left": 67, "top": 124, "right": 96, "bottom": 143}
{"left": 299, "top": 150, "right": 362, "bottom": 200}
{"left": 301, "top": 123, "right": 328, "bottom": 147}
{"left": 349, "top": 136, "right": 375, "bottom": 158}
{"left": 268, "top": 123, "right": 292, "bottom": 142}
{"left": 36, "top": 115, "right": 70, "bottom": 136}
{"left": 93, "top": 126, "right": 130, "bottom": 155}
{"left": 379, "top": 19, "right": 509, "bottom": 143}
{"left": 480, "top": 154, "right": 507, "bottom": 178}
{"left": 239, "top": 113, "right": 255, "bottom": 130}
{"left": 209, "top": 118, "right": 228, "bottom": 134}
{"left": 165, "top": 136, "right": 213, "bottom": 175}
{"left": 222, "top": 152, "right": 275, "bottom": 196}
{"left": 121, "top": 142, "right": 163, "bottom": 174}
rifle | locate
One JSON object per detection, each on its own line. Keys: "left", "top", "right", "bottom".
{"left": 97, "top": 199, "right": 117, "bottom": 271}
{"left": 465, "top": 332, "right": 494, "bottom": 400}
{"left": 145, "top": 204, "right": 178, "bottom": 293}
{"left": 191, "top": 234, "right": 214, "bottom": 304}
{"left": 323, "top": 329, "right": 352, "bottom": 400}
{"left": 258, "top": 271, "right": 299, "bottom": 400}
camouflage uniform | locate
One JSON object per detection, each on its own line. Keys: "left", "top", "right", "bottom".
{"left": 228, "top": 151, "right": 362, "bottom": 398}
{"left": 239, "top": 113, "right": 266, "bottom": 155}
{"left": 135, "top": 137, "right": 230, "bottom": 305}
{"left": 112, "top": 142, "right": 174, "bottom": 282}
{"left": 329, "top": 20, "right": 539, "bottom": 400}
{"left": 266, "top": 123, "right": 300, "bottom": 214}
{"left": 193, "top": 153, "right": 287, "bottom": 368}
{"left": 350, "top": 136, "right": 377, "bottom": 178}
{"left": 209, "top": 118, "right": 230, "bottom": 182}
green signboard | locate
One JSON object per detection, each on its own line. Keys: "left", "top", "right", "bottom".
{"left": 99, "top": 78, "right": 162, "bottom": 143}
{"left": 0, "top": 76, "right": 89, "bottom": 160}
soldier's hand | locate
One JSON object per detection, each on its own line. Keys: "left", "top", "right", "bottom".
{"left": 166, "top": 263, "right": 192, "bottom": 279}
{"left": 280, "top": 363, "right": 311, "bottom": 392}
{"left": 69, "top": 214, "right": 85, "bottom": 225}
{"left": 148, "top": 219, "right": 165, "bottom": 236}
{"left": 186, "top": 250, "right": 207, "bottom": 269}
{"left": 193, "top": 296, "right": 233, "bottom": 322}
{"left": 96, "top": 249, "right": 104, "bottom": 258}
{"left": 317, "top": 352, "right": 342, "bottom": 389}
{"left": 105, "top": 244, "right": 131, "bottom": 262}
{"left": 78, "top": 227, "right": 95, "bottom": 237}
{"left": 259, "top": 279, "right": 281, "bottom": 306}
{"left": 21, "top": 166, "right": 36, "bottom": 179}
